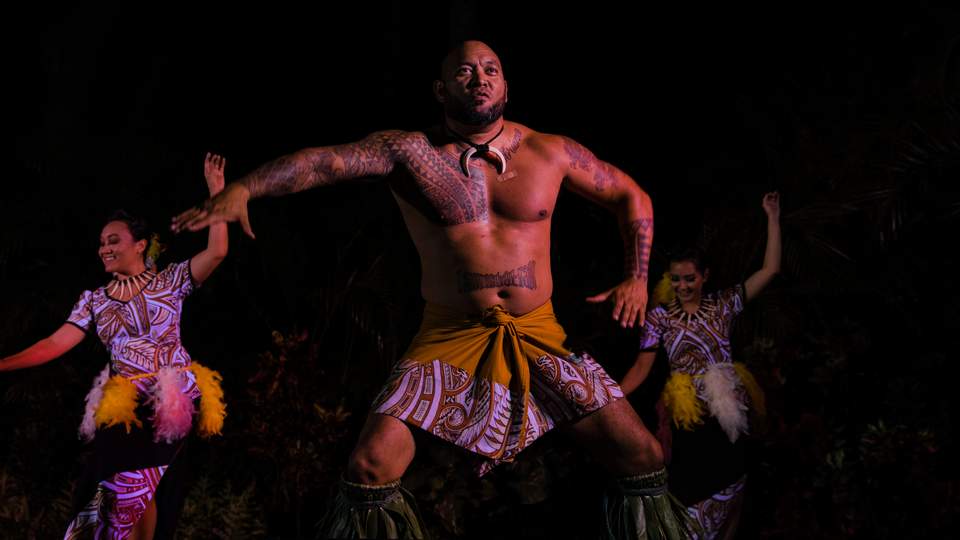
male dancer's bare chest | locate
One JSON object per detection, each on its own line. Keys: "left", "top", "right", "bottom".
{"left": 396, "top": 143, "right": 560, "bottom": 226}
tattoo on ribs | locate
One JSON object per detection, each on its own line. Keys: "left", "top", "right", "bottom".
{"left": 624, "top": 218, "right": 653, "bottom": 279}
{"left": 458, "top": 260, "right": 537, "bottom": 293}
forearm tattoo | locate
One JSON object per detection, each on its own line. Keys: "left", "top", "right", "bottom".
{"left": 458, "top": 260, "right": 537, "bottom": 293}
{"left": 623, "top": 218, "right": 653, "bottom": 279}
{"left": 243, "top": 132, "right": 400, "bottom": 197}
{"left": 563, "top": 138, "right": 619, "bottom": 192}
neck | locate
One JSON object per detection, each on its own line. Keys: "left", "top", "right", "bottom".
{"left": 680, "top": 297, "right": 701, "bottom": 313}
{"left": 114, "top": 263, "right": 148, "bottom": 281}
{"left": 445, "top": 117, "right": 505, "bottom": 143}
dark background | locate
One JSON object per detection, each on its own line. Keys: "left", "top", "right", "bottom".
{"left": 3, "top": 2, "right": 959, "bottom": 538}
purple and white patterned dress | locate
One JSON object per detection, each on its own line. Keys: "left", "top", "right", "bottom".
{"left": 640, "top": 284, "right": 752, "bottom": 540}
{"left": 63, "top": 260, "right": 199, "bottom": 539}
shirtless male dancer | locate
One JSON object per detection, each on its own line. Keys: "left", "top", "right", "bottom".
{"left": 174, "top": 41, "right": 692, "bottom": 539}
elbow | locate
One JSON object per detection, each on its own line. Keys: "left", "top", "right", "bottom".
{"left": 759, "top": 266, "right": 780, "bottom": 281}
{"left": 640, "top": 190, "right": 653, "bottom": 217}
{"left": 619, "top": 182, "right": 653, "bottom": 218}
{"left": 632, "top": 185, "right": 653, "bottom": 217}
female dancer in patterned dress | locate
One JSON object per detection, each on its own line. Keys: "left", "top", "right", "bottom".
{"left": 620, "top": 192, "right": 781, "bottom": 540}
{"left": 0, "top": 153, "right": 229, "bottom": 539}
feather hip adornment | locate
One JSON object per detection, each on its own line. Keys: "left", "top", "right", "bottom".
{"left": 149, "top": 366, "right": 195, "bottom": 443}
{"left": 189, "top": 362, "right": 226, "bottom": 437}
{"left": 733, "top": 362, "right": 766, "bottom": 417}
{"left": 702, "top": 363, "right": 748, "bottom": 443}
{"left": 79, "top": 365, "right": 111, "bottom": 441}
{"left": 95, "top": 375, "right": 142, "bottom": 433}
{"left": 662, "top": 371, "right": 703, "bottom": 431}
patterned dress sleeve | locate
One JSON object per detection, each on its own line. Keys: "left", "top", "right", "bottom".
{"left": 157, "top": 260, "right": 196, "bottom": 299}
{"left": 66, "top": 290, "right": 95, "bottom": 332}
{"left": 638, "top": 307, "right": 666, "bottom": 350}
{"left": 718, "top": 284, "right": 746, "bottom": 322}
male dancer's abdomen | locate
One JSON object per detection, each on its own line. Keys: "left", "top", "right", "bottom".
{"left": 413, "top": 220, "right": 555, "bottom": 316}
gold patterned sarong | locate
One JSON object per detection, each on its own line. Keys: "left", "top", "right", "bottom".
{"left": 373, "top": 300, "right": 623, "bottom": 474}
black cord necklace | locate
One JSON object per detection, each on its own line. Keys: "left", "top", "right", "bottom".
{"left": 446, "top": 124, "right": 507, "bottom": 177}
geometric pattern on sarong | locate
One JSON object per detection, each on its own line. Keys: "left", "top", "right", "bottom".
{"left": 686, "top": 475, "right": 746, "bottom": 540}
{"left": 63, "top": 466, "right": 167, "bottom": 540}
{"left": 373, "top": 352, "right": 623, "bottom": 475}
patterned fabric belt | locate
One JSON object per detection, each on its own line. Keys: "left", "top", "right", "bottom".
{"left": 124, "top": 364, "right": 190, "bottom": 381}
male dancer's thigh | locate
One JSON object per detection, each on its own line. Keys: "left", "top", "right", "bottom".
{"left": 346, "top": 413, "right": 417, "bottom": 484}
{"left": 563, "top": 398, "right": 664, "bottom": 476}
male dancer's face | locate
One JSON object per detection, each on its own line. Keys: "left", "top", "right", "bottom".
{"left": 435, "top": 41, "right": 508, "bottom": 126}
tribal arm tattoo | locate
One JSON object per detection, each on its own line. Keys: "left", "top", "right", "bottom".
{"left": 562, "top": 137, "right": 619, "bottom": 194}
{"left": 242, "top": 131, "right": 404, "bottom": 198}
{"left": 623, "top": 218, "right": 653, "bottom": 280}
{"left": 561, "top": 136, "right": 653, "bottom": 279}
{"left": 458, "top": 260, "right": 537, "bottom": 293}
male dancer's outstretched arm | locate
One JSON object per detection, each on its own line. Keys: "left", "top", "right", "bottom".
{"left": 172, "top": 131, "right": 406, "bottom": 237}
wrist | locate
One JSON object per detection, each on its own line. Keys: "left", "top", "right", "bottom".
{"left": 233, "top": 182, "right": 252, "bottom": 199}
{"left": 220, "top": 182, "right": 251, "bottom": 201}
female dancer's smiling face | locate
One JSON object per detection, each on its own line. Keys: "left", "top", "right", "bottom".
{"left": 669, "top": 260, "right": 708, "bottom": 304}
{"left": 98, "top": 221, "right": 146, "bottom": 276}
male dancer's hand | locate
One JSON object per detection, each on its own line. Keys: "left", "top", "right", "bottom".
{"left": 586, "top": 276, "right": 648, "bottom": 328}
{"left": 172, "top": 182, "right": 255, "bottom": 238}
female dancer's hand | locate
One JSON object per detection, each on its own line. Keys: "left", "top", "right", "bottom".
{"left": 762, "top": 191, "right": 780, "bottom": 221}
{"left": 188, "top": 152, "right": 231, "bottom": 283}
{"left": 745, "top": 191, "right": 783, "bottom": 301}
{"left": 204, "top": 152, "right": 226, "bottom": 196}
